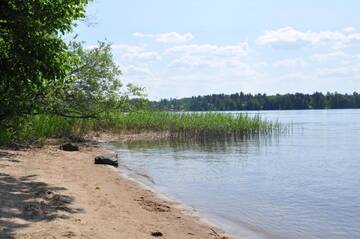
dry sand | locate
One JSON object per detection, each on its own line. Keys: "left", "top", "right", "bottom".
{"left": 0, "top": 143, "right": 230, "bottom": 239}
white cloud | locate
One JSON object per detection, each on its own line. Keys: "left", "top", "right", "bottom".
{"left": 310, "top": 51, "right": 360, "bottom": 62}
{"left": 256, "top": 26, "right": 360, "bottom": 48}
{"left": 122, "top": 65, "right": 154, "bottom": 77}
{"left": 349, "top": 33, "right": 360, "bottom": 41}
{"left": 156, "top": 32, "right": 194, "bottom": 43}
{"left": 166, "top": 43, "right": 250, "bottom": 70}
{"left": 277, "top": 72, "right": 309, "bottom": 81}
{"left": 87, "top": 26, "right": 360, "bottom": 98}
{"left": 317, "top": 64, "right": 360, "bottom": 78}
{"left": 166, "top": 43, "right": 249, "bottom": 56}
{"left": 310, "top": 51, "right": 348, "bottom": 62}
{"left": 133, "top": 32, "right": 194, "bottom": 43}
{"left": 165, "top": 42, "right": 260, "bottom": 78}
{"left": 273, "top": 58, "right": 308, "bottom": 68}
{"left": 132, "top": 32, "right": 152, "bottom": 38}
{"left": 111, "top": 44, "right": 162, "bottom": 62}
{"left": 343, "top": 27, "right": 356, "bottom": 33}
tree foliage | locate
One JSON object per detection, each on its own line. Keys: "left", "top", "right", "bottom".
{"left": 0, "top": 0, "right": 90, "bottom": 120}
{"left": 0, "top": 0, "right": 145, "bottom": 120}
{"left": 48, "top": 41, "right": 145, "bottom": 118}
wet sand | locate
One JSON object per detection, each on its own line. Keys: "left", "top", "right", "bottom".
{"left": 0, "top": 143, "right": 230, "bottom": 239}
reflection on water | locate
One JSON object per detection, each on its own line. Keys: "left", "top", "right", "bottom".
{"left": 107, "top": 110, "right": 360, "bottom": 239}
{"left": 117, "top": 134, "right": 280, "bottom": 153}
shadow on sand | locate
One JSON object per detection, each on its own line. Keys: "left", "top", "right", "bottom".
{"left": 0, "top": 153, "right": 83, "bottom": 238}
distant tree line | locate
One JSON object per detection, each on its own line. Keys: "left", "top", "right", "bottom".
{"left": 151, "top": 92, "right": 360, "bottom": 111}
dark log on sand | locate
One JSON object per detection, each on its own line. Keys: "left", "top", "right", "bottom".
{"left": 60, "top": 143, "right": 79, "bottom": 151}
{"left": 94, "top": 155, "right": 119, "bottom": 167}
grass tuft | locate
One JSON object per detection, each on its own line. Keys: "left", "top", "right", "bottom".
{"left": 0, "top": 111, "right": 281, "bottom": 145}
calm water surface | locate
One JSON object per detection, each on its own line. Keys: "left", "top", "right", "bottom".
{"left": 108, "top": 110, "right": 360, "bottom": 239}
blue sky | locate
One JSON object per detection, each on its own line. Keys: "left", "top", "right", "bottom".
{"left": 75, "top": 0, "right": 360, "bottom": 99}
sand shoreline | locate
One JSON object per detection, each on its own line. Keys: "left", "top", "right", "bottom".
{"left": 0, "top": 142, "right": 231, "bottom": 239}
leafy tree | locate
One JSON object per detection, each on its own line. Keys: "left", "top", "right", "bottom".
{"left": 0, "top": 0, "right": 90, "bottom": 120}
{"left": 48, "top": 41, "right": 145, "bottom": 118}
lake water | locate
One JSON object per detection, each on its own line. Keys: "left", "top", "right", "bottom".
{"left": 108, "top": 110, "right": 360, "bottom": 239}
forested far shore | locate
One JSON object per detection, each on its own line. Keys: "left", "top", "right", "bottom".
{"left": 151, "top": 92, "right": 360, "bottom": 111}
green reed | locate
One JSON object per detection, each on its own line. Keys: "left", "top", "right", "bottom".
{"left": 0, "top": 111, "right": 281, "bottom": 145}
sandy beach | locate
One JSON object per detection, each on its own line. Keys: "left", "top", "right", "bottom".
{"left": 0, "top": 142, "right": 230, "bottom": 239}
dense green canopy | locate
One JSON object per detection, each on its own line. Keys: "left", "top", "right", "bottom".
{"left": 0, "top": 0, "right": 90, "bottom": 120}
{"left": 0, "top": 0, "right": 147, "bottom": 143}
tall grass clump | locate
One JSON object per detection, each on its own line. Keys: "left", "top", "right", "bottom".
{"left": 98, "top": 111, "right": 280, "bottom": 141}
{"left": 0, "top": 115, "right": 94, "bottom": 145}
{"left": 0, "top": 111, "right": 281, "bottom": 145}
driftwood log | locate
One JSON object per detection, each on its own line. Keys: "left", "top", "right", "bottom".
{"left": 60, "top": 143, "right": 79, "bottom": 151}
{"left": 94, "top": 155, "right": 119, "bottom": 167}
